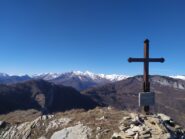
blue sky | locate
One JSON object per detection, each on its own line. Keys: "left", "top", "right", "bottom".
{"left": 0, "top": 0, "right": 185, "bottom": 75}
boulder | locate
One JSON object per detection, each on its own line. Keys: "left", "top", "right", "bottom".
{"left": 158, "top": 113, "right": 171, "bottom": 121}
{"left": 112, "top": 132, "right": 125, "bottom": 139}
{"left": 125, "top": 129, "right": 136, "bottom": 136}
{"left": 131, "top": 126, "right": 142, "bottom": 132}
{"left": 45, "top": 117, "right": 71, "bottom": 132}
{"left": 119, "top": 125, "right": 129, "bottom": 131}
{"left": 51, "top": 124, "right": 92, "bottom": 139}
{"left": 0, "top": 121, "right": 6, "bottom": 128}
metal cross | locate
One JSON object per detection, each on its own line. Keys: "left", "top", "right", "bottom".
{"left": 128, "top": 39, "right": 165, "bottom": 113}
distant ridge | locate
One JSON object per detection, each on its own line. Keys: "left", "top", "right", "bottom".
{"left": 83, "top": 75, "right": 185, "bottom": 127}
{"left": 0, "top": 71, "right": 129, "bottom": 90}
{"left": 0, "top": 71, "right": 185, "bottom": 90}
{"left": 0, "top": 80, "right": 98, "bottom": 114}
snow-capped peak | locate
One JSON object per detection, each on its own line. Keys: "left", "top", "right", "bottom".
{"left": 99, "top": 74, "right": 130, "bottom": 81}
{"left": 71, "top": 71, "right": 98, "bottom": 79}
{"left": 70, "top": 71, "right": 129, "bottom": 81}
{"left": 170, "top": 75, "right": 185, "bottom": 80}
{"left": 71, "top": 71, "right": 94, "bottom": 76}
{"left": 0, "top": 73, "right": 9, "bottom": 77}
{"left": 32, "top": 72, "right": 62, "bottom": 80}
{"left": 32, "top": 71, "right": 129, "bottom": 82}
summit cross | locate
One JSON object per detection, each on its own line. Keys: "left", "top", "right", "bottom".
{"left": 128, "top": 39, "right": 165, "bottom": 114}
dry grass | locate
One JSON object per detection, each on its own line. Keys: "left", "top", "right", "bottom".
{"left": 0, "top": 107, "right": 130, "bottom": 139}
{"left": 0, "top": 109, "right": 41, "bottom": 124}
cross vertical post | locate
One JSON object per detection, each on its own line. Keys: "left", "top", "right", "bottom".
{"left": 143, "top": 39, "right": 150, "bottom": 113}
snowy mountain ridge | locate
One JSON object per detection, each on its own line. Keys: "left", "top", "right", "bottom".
{"left": 170, "top": 75, "right": 185, "bottom": 80}
{"left": 31, "top": 71, "right": 130, "bottom": 82}
{"left": 0, "top": 71, "right": 185, "bottom": 81}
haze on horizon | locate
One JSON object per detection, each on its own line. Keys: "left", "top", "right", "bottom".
{"left": 0, "top": 0, "right": 185, "bottom": 76}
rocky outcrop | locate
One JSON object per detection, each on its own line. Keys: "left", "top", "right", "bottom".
{"left": 51, "top": 123, "right": 92, "bottom": 139}
{"left": 112, "top": 113, "right": 185, "bottom": 139}
{"left": 1, "top": 115, "right": 46, "bottom": 139}
{"left": 0, "top": 107, "right": 184, "bottom": 139}
{"left": 45, "top": 117, "right": 71, "bottom": 132}
{"left": 0, "top": 115, "right": 70, "bottom": 139}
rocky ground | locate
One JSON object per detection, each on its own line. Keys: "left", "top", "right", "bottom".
{"left": 0, "top": 107, "right": 185, "bottom": 139}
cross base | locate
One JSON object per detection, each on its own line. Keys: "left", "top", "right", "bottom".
{"left": 144, "top": 106, "right": 150, "bottom": 115}
{"left": 139, "top": 92, "right": 155, "bottom": 115}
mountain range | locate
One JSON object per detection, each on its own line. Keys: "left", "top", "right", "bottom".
{"left": 0, "top": 72, "right": 185, "bottom": 128}
{"left": 0, "top": 71, "right": 184, "bottom": 91}
{"left": 0, "top": 71, "right": 129, "bottom": 90}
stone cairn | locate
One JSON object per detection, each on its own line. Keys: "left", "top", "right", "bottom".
{"left": 112, "top": 113, "right": 185, "bottom": 139}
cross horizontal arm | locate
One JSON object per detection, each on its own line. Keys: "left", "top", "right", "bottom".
{"left": 128, "top": 57, "right": 165, "bottom": 63}
{"left": 148, "top": 58, "right": 165, "bottom": 63}
{"left": 128, "top": 58, "right": 145, "bottom": 62}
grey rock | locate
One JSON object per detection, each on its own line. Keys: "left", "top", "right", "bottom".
{"left": 140, "top": 128, "right": 151, "bottom": 135}
{"left": 96, "top": 127, "right": 101, "bottom": 132}
{"left": 38, "top": 136, "right": 47, "bottom": 139}
{"left": 134, "top": 133, "right": 139, "bottom": 139}
{"left": 51, "top": 124, "right": 92, "bottom": 139}
{"left": 112, "top": 132, "right": 125, "bottom": 139}
{"left": 98, "top": 116, "right": 107, "bottom": 120}
{"left": 0, "top": 115, "right": 57, "bottom": 139}
{"left": 123, "top": 116, "right": 131, "bottom": 120}
{"left": 113, "top": 113, "right": 185, "bottom": 139}
{"left": 140, "top": 133, "right": 151, "bottom": 138}
{"left": 158, "top": 113, "right": 171, "bottom": 121}
{"left": 131, "top": 126, "right": 142, "bottom": 132}
{"left": 45, "top": 117, "right": 71, "bottom": 132}
{"left": 0, "top": 121, "right": 5, "bottom": 128}
{"left": 125, "top": 129, "right": 136, "bottom": 136}
{"left": 119, "top": 125, "right": 129, "bottom": 131}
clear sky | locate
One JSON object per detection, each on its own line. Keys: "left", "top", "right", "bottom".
{"left": 0, "top": 0, "right": 185, "bottom": 75}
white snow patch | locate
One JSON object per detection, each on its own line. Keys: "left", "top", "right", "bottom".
{"left": 170, "top": 75, "right": 185, "bottom": 80}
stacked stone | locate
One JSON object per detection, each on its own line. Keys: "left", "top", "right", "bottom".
{"left": 112, "top": 113, "right": 185, "bottom": 139}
